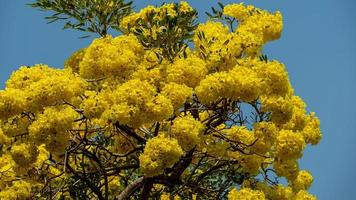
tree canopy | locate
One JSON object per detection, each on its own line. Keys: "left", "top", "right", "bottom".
{"left": 0, "top": 1, "right": 322, "bottom": 199}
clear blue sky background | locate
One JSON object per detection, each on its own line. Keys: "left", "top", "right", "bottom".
{"left": 0, "top": 0, "right": 355, "bottom": 199}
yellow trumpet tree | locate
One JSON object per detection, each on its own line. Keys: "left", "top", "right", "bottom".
{"left": 0, "top": 1, "right": 322, "bottom": 199}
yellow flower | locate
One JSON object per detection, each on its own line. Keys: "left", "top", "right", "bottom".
{"left": 275, "top": 130, "right": 306, "bottom": 160}
{"left": 228, "top": 188, "right": 266, "bottom": 200}
{"left": 161, "top": 82, "right": 192, "bottom": 111}
{"left": 167, "top": 54, "right": 207, "bottom": 88}
{"left": 170, "top": 114, "right": 204, "bottom": 150}
{"left": 292, "top": 170, "right": 313, "bottom": 191}
{"left": 139, "top": 134, "right": 183, "bottom": 177}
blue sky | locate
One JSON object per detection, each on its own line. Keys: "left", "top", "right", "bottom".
{"left": 1, "top": 0, "right": 355, "bottom": 199}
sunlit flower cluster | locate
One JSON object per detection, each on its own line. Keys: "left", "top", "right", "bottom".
{"left": 139, "top": 134, "right": 183, "bottom": 177}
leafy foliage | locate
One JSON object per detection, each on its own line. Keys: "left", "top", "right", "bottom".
{"left": 29, "top": 0, "right": 133, "bottom": 36}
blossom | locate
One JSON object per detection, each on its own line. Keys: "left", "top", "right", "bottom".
{"left": 228, "top": 188, "right": 266, "bottom": 200}
{"left": 139, "top": 134, "right": 183, "bottom": 177}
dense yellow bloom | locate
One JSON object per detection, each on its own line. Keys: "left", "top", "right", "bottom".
{"left": 0, "top": 88, "right": 28, "bottom": 119}
{"left": 108, "top": 176, "right": 121, "bottom": 195}
{"left": 252, "top": 122, "right": 278, "bottom": 154}
{"left": 302, "top": 112, "right": 322, "bottom": 145}
{"left": 239, "top": 154, "right": 264, "bottom": 174}
{"left": 2, "top": 64, "right": 87, "bottom": 117}
{"left": 0, "top": 154, "right": 15, "bottom": 189}
{"left": 131, "top": 52, "right": 168, "bottom": 87}
{"left": 228, "top": 188, "right": 266, "bottom": 200}
{"left": 29, "top": 106, "right": 78, "bottom": 156}
{"left": 0, "top": 180, "right": 32, "bottom": 200}
{"left": 292, "top": 170, "right": 313, "bottom": 191}
{"left": 195, "top": 66, "right": 261, "bottom": 104}
{"left": 79, "top": 35, "right": 144, "bottom": 81}
{"left": 229, "top": 66, "right": 262, "bottom": 102}
{"left": 268, "top": 185, "right": 294, "bottom": 200}
{"left": 228, "top": 4, "right": 283, "bottom": 43}
{"left": 167, "top": 55, "right": 207, "bottom": 88}
{"left": 252, "top": 60, "right": 292, "bottom": 96}
{"left": 81, "top": 91, "right": 109, "bottom": 119}
{"left": 161, "top": 82, "right": 192, "bottom": 111}
{"left": 294, "top": 190, "right": 317, "bottom": 200}
{"left": 33, "top": 144, "right": 49, "bottom": 168}
{"left": 282, "top": 96, "right": 308, "bottom": 131}
{"left": 194, "top": 21, "right": 232, "bottom": 70}
{"left": 195, "top": 71, "right": 233, "bottom": 104}
{"left": 223, "top": 3, "right": 254, "bottom": 21}
{"left": 102, "top": 79, "right": 173, "bottom": 127}
{"left": 0, "top": 124, "right": 10, "bottom": 145}
{"left": 10, "top": 143, "right": 38, "bottom": 167}
{"left": 261, "top": 95, "right": 294, "bottom": 124}
{"left": 275, "top": 130, "right": 306, "bottom": 160}
{"left": 273, "top": 159, "right": 299, "bottom": 181}
{"left": 120, "top": 1, "right": 195, "bottom": 46}
{"left": 1, "top": 115, "right": 30, "bottom": 139}
{"left": 64, "top": 48, "right": 86, "bottom": 73}
{"left": 225, "top": 126, "right": 255, "bottom": 146}
{"left": 179, "top": 1, "right": 193, "bottom": 13}
{"left": 160, "top": 192, "right": 181, "bottom": 200}
{"left": 170, "top": 114, "right": 204, "bottom": 150}
{"left": 120, "top": 5, "right": 158, "bottom": 33}
{"left": 139, "top": 134, "right": 183, "bottom": 177}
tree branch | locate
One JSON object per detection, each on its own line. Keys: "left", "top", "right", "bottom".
{"left": 117, "top": 177, "right": 145, "bottom": 200}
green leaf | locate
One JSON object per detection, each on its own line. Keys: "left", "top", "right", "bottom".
{"left": 218, "top": 2, "right": 225, "bottom": 9}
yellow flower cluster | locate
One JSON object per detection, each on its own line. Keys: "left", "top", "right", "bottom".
{"left": 167, "top": 55, "right": 207, "bottom": 88}
{"left": 294, "top": 190, "right": 317, "bottom": 200}
{"left": 267, "top": 185, "right": 294, "bottom": 200}
{"left": 29, "top": 106, "right": 78, "bottom": 156}
{"left": 120, "top": 1, "right": 194, "bottom": 33}
{"left": 102, "top": 79, "right": 173, "bottom": 127}
{"left": 246, "top": 183, "right": 317, "bottom": 200}
{"left": 139, "top": 134, "right": 183, "bottom": 177}
{"left": 161, "top": 82, "right": 193, "bottom": 111}
{"left": 273, "top": 159, "right": 300, "bottom": 181}
{"left": 228, "top": 188, "right": 266, "bottom": 200}
{"left": 170, "top": 114, "right": 204, "bottom": 150}
{"left": 108, "top": 176, "right": 121, "bottom": 195}
{"left": 64, "top": 48, "right": 86, "bottom": 73}
{"left": 0, "top": 123, "right": 10, "bottom": 145}
{"left": 0, "top": 88, "right": 28, "bottom": 119}
{"left": 193, "top": 21, "right": 231, "bottom": 70}
{"left": 225, "top": 3, "right": 283, "bottom": 43}
{"left": 292, "top": 170, "right": 313, "bottom": 191}
{"left": 261, "top": 95, "right": 294, "bottom": 124}
{"left": 10, "top": 143, "right": 38, "bottom": 168}
{"left": 0, "top": 180, "right": 32, "bottom": 200}
{"left": 1, "top": 64, "right": 86, "bottom": 117}
{"left": 302, "top": 112, "right": 322, "bottom": 145}
{"left": 0, "top": 115, "right": 30, "bottom": 140}
{"left": 223, "top": 3, "right": 254, "bottom": 21}
{"left": 252, "top": 60, "right": 292, "bottom": 96}
{"left": 160, "top": 192, "right": 181, "bottom": 200}
{"left": 275, "top": 130, "right": 306, "bottom": 160}
{"left": 179, "top": 1, "right": 193, "bottom": 13}
{"left": 225, "top": 126, "right": 255, "bottom": 146}
{"left": 79, "top": 35, "right": 144, "bottom": 82}
{"left": 81, "top": 91, "right": 109, "bottom": 119}
{"left": 195, "top": 65, "right": 261, "bottom": 104}
{"left": 252, "top": 122, "right": 278, "bottom": 155}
